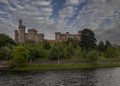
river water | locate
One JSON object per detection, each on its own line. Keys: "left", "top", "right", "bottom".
{"left": 0, "top": 68, "right": 120, "bottom": 86}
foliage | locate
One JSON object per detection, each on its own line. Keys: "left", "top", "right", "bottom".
{"left": 105, "top": 40, "right": 112, "bottom": 50}
{"left": 48, "top": 46, "right": 60, "bottom": 60}
{"left": 104, "top": 47, "right": 119, "bottom": 58}
{"left": 10, "top": 46, "right": 29, "bottom": 67}
{"left": 79, "top": 29, "right": 96, "bottom": 50}
{"left": 65, "top": 37, "right": 78, "bottom": 48}
{"left": 66, "top": 42, "right": 74, "bottom": 55}
{"left": 24, "top": 44, "right": 44, "bottom": 60}
{"left": 74, "top": 46, "right": 82, "bottom": 57}
{"left": 87, "top": 50, "right": 99, "bottom": 61}
{"left": 80, "top": 50, "right": 88, "bottom": 59}
{"left": 97, "top": 41, "right": 105, "bottom": 51}
{"left": 0, "top": 46, "right": 11, "bottom": 60}
{"left": 0, "top": 34, "right": 16, "bottom": 47}
{"left": 43, "top": 40, "right": 51, "bottom": 49}
{"left": 48, "top": 43, "right": 73, "bottom": 60}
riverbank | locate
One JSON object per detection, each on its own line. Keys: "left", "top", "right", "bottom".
{"left": 13, "top": 63, "right": 120, "bottom": 71}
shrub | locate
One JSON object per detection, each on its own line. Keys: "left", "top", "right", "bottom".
{"left": 87, "top": 50, "right": 99, "bottom": 61}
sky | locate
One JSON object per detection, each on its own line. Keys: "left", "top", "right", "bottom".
{"left": 0, "top": 0, "right": 120, "bottom": 44}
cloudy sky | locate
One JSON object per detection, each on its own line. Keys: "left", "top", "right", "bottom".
{"left": 0, "top": 0, "right": 120, "bottom": 44}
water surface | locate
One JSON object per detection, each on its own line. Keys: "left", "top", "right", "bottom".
{"left": 0, "top": 68, "right": 120, "bottom": 86}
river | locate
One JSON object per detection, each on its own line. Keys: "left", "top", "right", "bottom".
{"left": 0, "top": 67, "right": 120, "bottom": 86}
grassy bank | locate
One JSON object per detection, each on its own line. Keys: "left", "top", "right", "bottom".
{"left": 14, "top": 63, "right": 120, "bottom": 71}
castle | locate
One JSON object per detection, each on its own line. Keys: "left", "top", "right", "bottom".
{"left": 14, "top": 19, "right": 44, "bottom": 44}
{"left": 55, "top": 31, "right": 81, "bottom": 41}
{"left": 15, "top": 19, "right": 81, "bottom": 44}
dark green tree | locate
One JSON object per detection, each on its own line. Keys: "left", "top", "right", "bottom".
{"left": 43, "top": 40, "right": 51, "bottom": 49}
{"left": 97, "top": 41, "right": 105, "bottom": 51}
{"left": 79, "top": 29, "right": 96, "bottom": 50}
{"left": 105, "top": 40, "right": 111, "bottom": 50}
{"left": 0, "top": 34, "right": 16, "bottom": 47}
{"left": 0, "top": 47, "right": 11, "bottom": 60}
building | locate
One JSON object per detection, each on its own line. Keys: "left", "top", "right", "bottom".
{"left": 55, "top": 31, "right": 81, "bottom": 41}
{"left": 15, "top": 19, "right": 44, "bottom": 44}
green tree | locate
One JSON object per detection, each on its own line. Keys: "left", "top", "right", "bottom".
{"left": 0, "top": 34, "right": 16, "bottom": 47}
{"left": 97, "top": 41, "right": 105, "bottom": 51}
{"left": 79, "top": 29, "right": 96, "bottom": 50}
{"left": 66, "top": 37, "right": 78, "bottom": 48}
{"left": 43, "top": 40, "right": 51, "bottom": 49}
{"left": 0, "top": 47, "right": 11, "bottom": 60}
{"left": 64, "top": 48, "right": 72, "bottom": 58}
{"left": 104, "top": 47, "right": 118, "bottom": 58}
{"left": 10, "top": 46, "right": 29, "bottom": 67}
{"left": 48, "top": 46, "right": 60, "bottom": 60}
{"left": 74, "top": 46, "right": 82, "bottom": 57}
{"left": 57, "top": 43, "right": 65, "bottom": 58}
{"left": 105, "top": 40, "right": 111, "bottom": 50}
{"left": 67, "top": 42, "right": 74, "bottom": 55}
{"left": 24, "top": 44, "right": 45, "bottom": 64}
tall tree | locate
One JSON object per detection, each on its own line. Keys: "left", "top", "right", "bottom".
{"left": 97, "top": 41, "right": 105, "bottom": 51}
{"left": 79, "top": 29, "right": 96, "bottom": 50}
{"left": 105, "top": 40, "right": 111, "bottom": 50}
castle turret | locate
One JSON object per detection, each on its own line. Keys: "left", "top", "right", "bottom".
{"left": 55, "top": 32, "right": 61, "bottom": 40}
{"left": 18, "top": 19, "right": 26, "bottom": 44}
{"left": 66, "top": 32, "right": 69, "bottom": 39}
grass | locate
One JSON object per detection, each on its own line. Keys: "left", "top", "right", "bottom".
{"left": 15, "top": 63, "right": 120, "bottom": 71}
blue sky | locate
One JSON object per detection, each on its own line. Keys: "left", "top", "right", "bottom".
{"left": 0, "top": 0, "right": 120, "bottom": 44}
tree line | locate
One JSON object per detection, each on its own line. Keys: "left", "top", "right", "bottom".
{"left": 0, "top": 29, "right": 120, "bottom": 67}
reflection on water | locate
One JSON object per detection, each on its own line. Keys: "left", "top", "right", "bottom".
{"left": 0, "top": 68, "right": 120, "bottom": 86}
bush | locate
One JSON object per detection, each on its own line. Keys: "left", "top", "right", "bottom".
{"left": 87, "top": 50, "right": 99, "bottom": 61}
{"left": 80, "top": 50, "right": 88, "bottom": 59}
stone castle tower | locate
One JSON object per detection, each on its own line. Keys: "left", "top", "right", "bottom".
{"left": 15, "top": 19, "right": 44, "bottom": 44}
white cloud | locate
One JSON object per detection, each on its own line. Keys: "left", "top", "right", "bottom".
{"left": 67, "top": 0, "right": 85, "bottom": 6}
{"left": 31, "top": 0, "right": 51, "bottom": 6}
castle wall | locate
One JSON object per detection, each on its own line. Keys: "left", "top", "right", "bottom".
{"left": 25, "top": 29, "right": 37, "bottom": 42}
{"left": 37, "top": 34, "right": 44, "bottom": 43}
{"left": 55, "top": 31, "right": 81, "bottom": 41}
{"left": 15, "top": 20, "right": 44, "bottom": 44}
